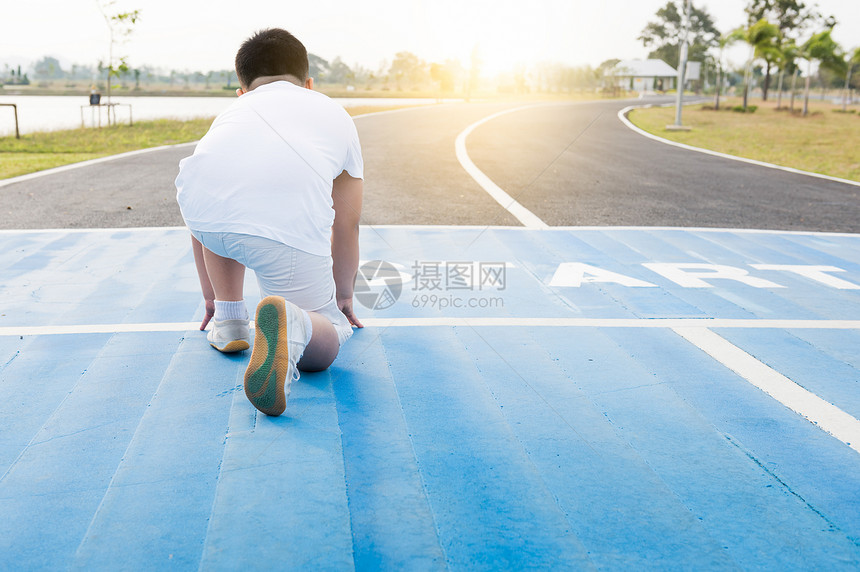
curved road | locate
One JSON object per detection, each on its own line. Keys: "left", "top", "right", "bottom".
{"left": 1, "top": 97, "right": 858, "bottom": 232}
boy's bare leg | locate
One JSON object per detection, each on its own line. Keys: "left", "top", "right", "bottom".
{"left": 200, "top": 245, "right": 246, "bottom": 302}
{"left": 298, "top": 312, "right": 340, "bottom": 371}
{"left": 192, "top": 235, "right": 250, "bottom": 352}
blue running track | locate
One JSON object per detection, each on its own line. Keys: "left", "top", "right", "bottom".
{"left": 1, "top": 225, "right": 859, "bottom": 570}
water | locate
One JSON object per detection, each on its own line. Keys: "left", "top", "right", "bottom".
{"left": 0, "top": 94, "right": 441, "bottom": 136}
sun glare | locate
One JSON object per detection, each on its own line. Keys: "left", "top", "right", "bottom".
{"left": 404, "top": 0, "right": 614, "bottom": 77}
{"left": 409, "top": 0, "right": 573, "bottom": 76}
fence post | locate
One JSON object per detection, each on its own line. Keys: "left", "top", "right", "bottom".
{"left": 0, "top": 104, "right": 20, "bottom": 139}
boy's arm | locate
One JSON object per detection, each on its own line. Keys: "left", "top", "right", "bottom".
{"left": 331, "top": 170, "right": 364, "bottom": 328}
{"left": 191, "top": 235, "right": 216, "bottom": 330}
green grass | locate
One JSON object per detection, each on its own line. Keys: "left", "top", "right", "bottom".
{"left": 0, "top": 118, "right": 215, "bottom": 179}
{"left": 628, "top": 97, "right": 860, "bottom": 182}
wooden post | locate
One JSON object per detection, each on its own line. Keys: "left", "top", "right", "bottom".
{"left": 0, "top": 104, "right": 20, "bottom": 139}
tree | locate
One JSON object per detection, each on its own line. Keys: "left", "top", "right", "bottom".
{"left": 842, "top": 47, "right": 860, "bottom": 111}
{"left": 731, "top": 18, "right": 779, "bottom": 110}
{"left": 468, "top": 46, "right": 481, "bottom": 99}
{"left": 4, "top": 65, "right": 29, "bottom": 86}
{"left": 430, "top": 61, "right": 461, "bottom": 93}
{"left": 745, "top": 0, "right": 832, "bottom": 100}
{"left": 389, "top": 51, "right": 427, "bottom": 90}
{"left": 33, "top": 56, "right": 65, "bottom": 79}
{"left": 639, "top": 1, "right": 719, "bottom": 67}
{"left": 712, "top": 31, "right": 739, "bottom": 110}
{"left": 308, "top": 53, "right": 329, "bottom": 82}
{"left": 746, "top": 0, "right": 814, "bottom": 33}
{"left": 327, "top": 57, "right": 354, "bottom": 85}
{"left": 756, "top": 31, "right": 784, "bottom": 101}
{"left": 773, "top": 40, "right": 800, "bottom": 109}
{"left": 800, "top": 29, "right": 842, "bottom": 116}
{"left": 96, "top": 0, "right": 140, "bottom": 111}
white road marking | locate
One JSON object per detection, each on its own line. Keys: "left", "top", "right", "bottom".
{"left": 642, "top": 262, "right": 785, "bottom": 289}
{"left": 0, "top": 226, "right": 189, "bottom": 234}
{"left": 3, "top": 317, "right": 859, "bottom": 337}
{"left": 750, "top": 264, "right": 860, "bottom": 290}
{"left": 351, "top": 105, "right": 438, "bottom": 120}
{"left": 549, "top": 262, "right": 658, "bottom": 287}
{"left": 454, "top": 105, "right": 550, "bottom": 229}
{"left": 617, "top": 105, "right": 860, "bottom": 189}
{"left": 0, "top": 142, "right": 198, "bottom": 189}
{"left": 674, "top": 326, "right": 860, "bottom": 454}
{"left": 2, "top": 225, "right": 857, "bottom": 238}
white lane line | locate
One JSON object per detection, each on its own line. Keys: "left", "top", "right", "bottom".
{"left": 2, "top": 225, "right": 857, "bottom": 238}
{"left": 0, "top": 322, "right": 203, "bottom": 336}
{"left": 617, "top": 105, "right": 860, "bottom": 189}
{"left": 674, "top": 326, "right": 860, "bottom": 454}
{"left": 3, "top": 318, "right": 860, "bottom": 337}
{"left": 0, "top": 142, "right": 198, "bottom": 189}
{"left": 350, "top": 105, "right": 438, "bottom": 120}
{"left": 0, "top": 226, "right": 189, "bottom": 235}
{"left": 455, "top": 105, "right": 550, "bottom": 229}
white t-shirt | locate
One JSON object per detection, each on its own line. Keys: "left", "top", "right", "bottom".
{"left": 175, "top": 81, "right": 363, "bottom": 256}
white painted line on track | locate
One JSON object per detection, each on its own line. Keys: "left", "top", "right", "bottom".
{"left": 350, "top": 105, "right": 439, "bottom": 120}
{"left": 0, "top": 226, "right": 189, "bottom": 235}
{"left": 0, "top": 142, "right": 198, "bottom": 189}
{"left": 3, "top": 317, "right": 860, "bottom": 337}
{"left": 674, "top": 326, "right": 860, "bottom": 454}
{"left": 1, "top": 225, "right": 858, "bottom": 237}
{"left": 0, "top": 322, "right": 203, "bottom": 336}
{"left": 455, "top": 105, "right": 551, "bottom": 229}
{"left": 618, "top": 105, "right": 860, "bottom": 188}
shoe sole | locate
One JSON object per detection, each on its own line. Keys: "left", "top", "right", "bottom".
{"left": 210, "top": 340, "right": 251, "bottom": 353}
{"left": 244, "top": 295, "right": 290, "bottom": 416}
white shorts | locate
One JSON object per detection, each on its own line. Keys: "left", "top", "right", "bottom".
{"left": 190, "top": 230, "right": 353, "bottom": 345}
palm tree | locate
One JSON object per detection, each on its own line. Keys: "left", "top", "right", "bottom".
{"left": 800, "top": 30, "right": 842, "bottom": 116}
{"left": 712, "top": 31, "right": 739, "bottom": 110}
{"left": 732, "top": 18, "right": 780, "bottom": 111}
{"left": 774, "top": 41, "right": 799, "bottom": 109}
{"left": 758, "top": 41, "right": 784, "bottom": 101}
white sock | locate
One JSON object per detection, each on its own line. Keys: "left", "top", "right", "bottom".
{"left": 214, "top": 300, "right": 249, "bottom": 321}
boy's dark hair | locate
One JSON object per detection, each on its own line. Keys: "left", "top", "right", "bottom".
{"left": 235, "top": 28, "right": 309, "bottom": 88}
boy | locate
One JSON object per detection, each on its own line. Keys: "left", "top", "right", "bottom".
{"left": 175, "top": 28, "right": 364, "bottom": 416}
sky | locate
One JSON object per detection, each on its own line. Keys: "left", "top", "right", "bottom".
{"left": 1, "top": 0, "right": 858, "bottom": 75}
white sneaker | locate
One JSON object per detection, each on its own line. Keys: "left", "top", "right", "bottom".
{"left": 243, "top": 296, "right": 309, "bottom": 416}
{"left": 207, "top": 319, "right": 251, "bottom": 353}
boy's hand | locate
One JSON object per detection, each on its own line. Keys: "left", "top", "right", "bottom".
{"left": 199, "top": 299, "right": 215, "bottom": 330}
{"left": 338, "top": 297, "right": 364, "bottom": 329}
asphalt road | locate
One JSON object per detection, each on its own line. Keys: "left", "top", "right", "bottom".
{"left": 1, "top": 97, "right": 858, "bottom": 231}
{"left": 468, "top": 98, "right": 860, "bottom": 230}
